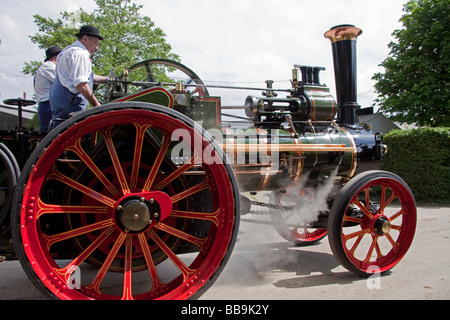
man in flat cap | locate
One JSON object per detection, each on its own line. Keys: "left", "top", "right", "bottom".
{"left": 49, "top": 25, "right": 109, "bottom": 129}
{"left": 33, "top": 45, "right": 61, "bottom": 131}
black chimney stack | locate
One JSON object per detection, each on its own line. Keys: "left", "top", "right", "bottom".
{"left": 324, "top": 25, "right": 362, "bottom": 128}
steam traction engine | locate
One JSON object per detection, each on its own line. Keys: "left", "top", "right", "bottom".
{"left": 0, "top": 25, "right": 416, "bottom": 300}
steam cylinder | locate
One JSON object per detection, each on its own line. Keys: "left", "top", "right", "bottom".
{"left": 221, "top": 127, "right": 356, "bottom": 192}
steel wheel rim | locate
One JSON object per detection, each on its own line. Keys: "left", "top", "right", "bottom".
{"left": 340, "top": 177, "right": 416, "bottom": 273}
{"left": 270, "top": 190, "right": 328, "bottom": 245}
{"left": 292, "top": 228, "right": 327, "bottom": 243}
{"left": 16, "top": 105, "right": 237, "bottom": 300}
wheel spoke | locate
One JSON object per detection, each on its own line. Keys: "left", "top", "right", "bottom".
{"left": 343, "top": 228, "right": 370, "bottom": 243}
{"left": 130, "top": 124, "right": 152, "bottom": 189}
{"left": 364, "top": 187, "right": 370, "bottom": 211}
{"left": 98, "top": 126, "right": 130, "bottom": 196}
{"left": 153, "top": 150, "right": 202, "bottom": 191}
{"left": 170, "top": 208, "right": 220, "bottom": 226}
{"left": 67, "top": 138, "right": 117, "bottom": 196}
{"left": 374, "top": 239, "right": 383, "bottom": 259}
{"left": 35, "top": 197, "right": 108, "bottom": 219}
{"left": 41, "top": 219, "right": 115, "bottom": 251}
{"left": 147, "top": 229, "right": 195, "bottom": 282}
{"left": 122, "top": 235, "right": 134, "bottom": 300}
{"left": 352, "top": 199, "right": 374, "bottom": 219}
{"left": 385, "top": 233, "right": 398, "bottom": 248}
{"left": 86, "top": 232, "right": 128, "bottom": 294}
{"left": 349, "top": 234, "right": 364, "bottom": 254}
{"left": 55, "top": 227, "right": 115, "bottom": 283}
{"left": 343, "top": 215, "right": 362, "bottom": 224}
{"left": 154, "top": 161, "right": 196, "bottom": 191}
{"left": 364, "top": 235, "right": 379, "bottom": 263}
{"left": 384, "top": 192, "right": 397, "bottom": 208}
{"left": 390, "top": 208, "right": 404, "bottom": 222}
{"left": 154, "top": 223, "right": 207, "bottom": 251}
{"left": 379, "top": 186, "right": 387, "bottom": 214}
{"left": 170, "top": 178, "right": 210, "bottom": 203}
{"left": 142, "top": 134, "right": 171, "bottom": 191}
{"left": 137, "top": 233, "right": 165, "bottom": 292}
{"left": 47, "top": 166, "right": 116, "bottom": 207}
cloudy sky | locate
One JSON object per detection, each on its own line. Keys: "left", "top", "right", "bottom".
{"left": 0, "top": 0, "right": 407, "bottom": 108}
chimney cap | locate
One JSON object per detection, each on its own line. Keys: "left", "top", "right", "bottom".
{"left": 324, "top": 25, "right": 362, "bottom": 43}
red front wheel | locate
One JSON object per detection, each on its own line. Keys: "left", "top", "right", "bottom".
{"left": 328, "top": 170, "right": 416, "bottom": 276}
{"left": 12, "top": 102, "right": 239, "bottom": 300}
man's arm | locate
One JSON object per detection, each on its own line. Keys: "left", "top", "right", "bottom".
{"left": 93, "top": 74, "right": 108, "bottom": 84}
{"left": 77, "top": 82, "right": 101, "bottom": 107}
{"left": 76, "top": 75, "right": 109, "bottom": 107}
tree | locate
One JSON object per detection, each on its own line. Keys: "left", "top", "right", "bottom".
{"left": 372, "top": 0, "right": 449, "bottom": 127}
{"left": 23, "top": 0, "right": 180, "bottom": 79}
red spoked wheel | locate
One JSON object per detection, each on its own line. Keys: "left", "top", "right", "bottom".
{"left": 270, "top": 189, "right": 328, "bottom": 246}
{"left": 12, "top": 102, "right": 239, "bottom": 300}
{"left": 328, "top": 170, "right": 416, "bottom": 276}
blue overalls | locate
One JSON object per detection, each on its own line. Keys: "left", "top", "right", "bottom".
{"left": 49, "top": 71, "right": 93, "bottom": 130}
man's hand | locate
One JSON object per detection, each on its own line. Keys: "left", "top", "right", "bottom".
{"left": 77, "top": 82, "right": 101, "bottom": 107}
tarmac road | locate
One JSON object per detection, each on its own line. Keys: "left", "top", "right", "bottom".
{"left": 0, "top": 204, "right": 449, "bottom": 300}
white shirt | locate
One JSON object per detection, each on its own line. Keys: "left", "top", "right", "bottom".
{"left": 56, "top": 40, "right": 93, "bottom": 94}
{"left": 34, "top": 61, "right": 56, "bottom": 102}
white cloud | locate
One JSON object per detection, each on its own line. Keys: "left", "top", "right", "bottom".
{"left": 142, "top": 0, "right": 406, "bottom": 107}
{"left": 0, "top": 0, "right": 97, "bottom": 99}
{"left": 0, "top": 0, "right": 406, "bottom": 107}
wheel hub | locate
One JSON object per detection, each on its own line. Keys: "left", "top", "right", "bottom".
{"left": 115, "top": 192, "right": 173, "bottom": 233}
{"left": 118, "top": 198, "right": 151, "bottom": 232}
{"left": 374, "top": 216, "right": 391, "bottom": 235}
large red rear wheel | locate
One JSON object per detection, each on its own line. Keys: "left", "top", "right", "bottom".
{"left": 328, "top": 170, "right": 416, "bottom": 276}
{"left": 12, "top": 102, "right": 239, "bottom": 300}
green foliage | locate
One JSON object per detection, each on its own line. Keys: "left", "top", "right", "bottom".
{"left": 372, "top": 0, "right": 450, "bottom": 127}
{"left": 381, "top": 127, "right": 450, "bottom": 203}
{"left": 25, "top": 113, "right": 40, "bottom": 130}
{"left": 23, "top": 0, "right": 180, "bottom": 78}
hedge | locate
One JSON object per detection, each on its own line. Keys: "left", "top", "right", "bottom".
{"left": 381, "top": 127, "right": 450, "bottom": 203}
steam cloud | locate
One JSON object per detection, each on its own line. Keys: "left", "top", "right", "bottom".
{"left": 273, "top": 167, "right": 339, "bottom": 227}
